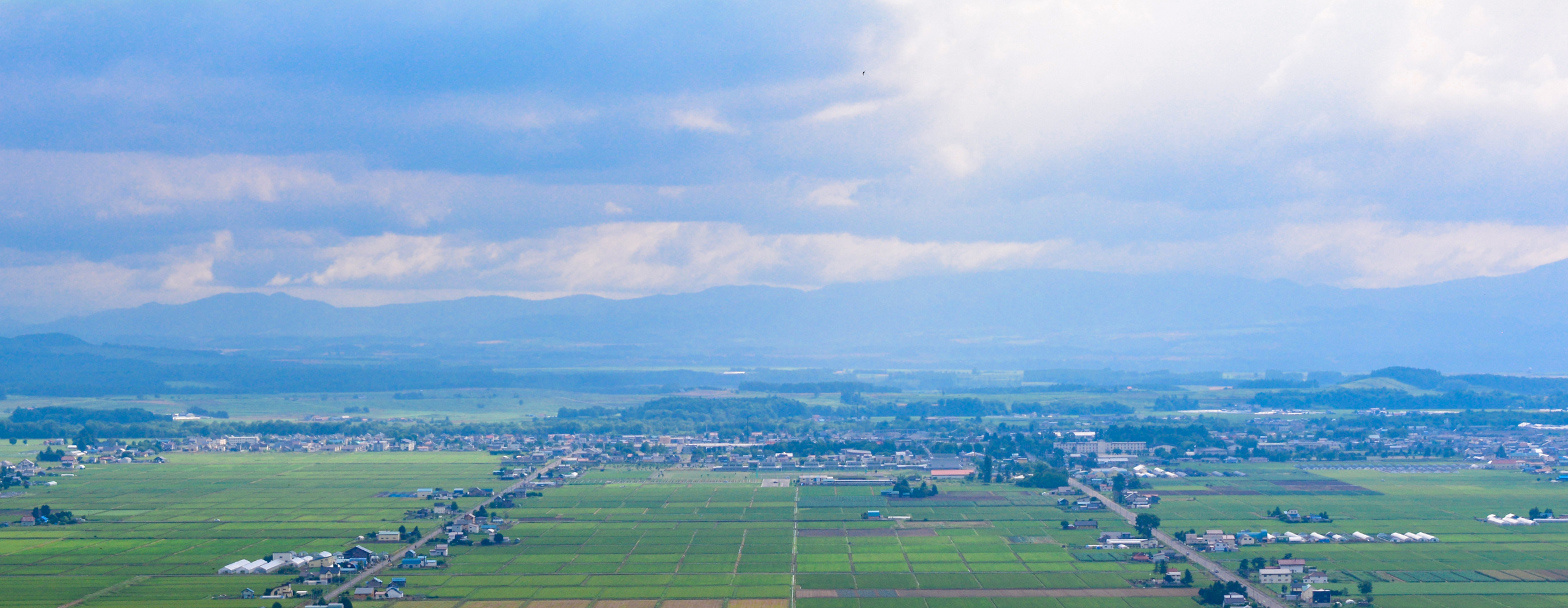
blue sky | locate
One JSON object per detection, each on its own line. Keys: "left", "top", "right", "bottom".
{"left": 4, "top": 1, "right": 1568, "bottom": 321}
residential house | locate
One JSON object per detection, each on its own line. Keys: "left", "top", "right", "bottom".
{"left": 343, "top": 546, "right": 374, "bottom": 561}
{"left": 399, "top": 555, "right": 430, "bottom": 568}
{"left": 1073, "top": 497, "right": 1105, "bottom": 510}
{"left": 430, "top": 544, "right": 449, "bottom": 557}
{"left": 376, "top": 531, "right": 402, "bottom": 542}
{"left": 1278, "top": 558, "right": 1307, "bottom": 573}
{"left": 1201, "top": 529, "right": 1234, "bottom": 551}
{"left": 1258, "top": 568, "right": 1292, "bottom": 584}
{"left": 308, "top": 551, "right": 335, "bottom": 567}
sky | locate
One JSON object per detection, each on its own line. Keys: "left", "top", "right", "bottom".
{"left": 5, "top": 1, "right": 1568, "bottom": 322}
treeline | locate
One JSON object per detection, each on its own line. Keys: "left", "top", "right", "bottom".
{"left": 1345, "top": 408, "right": 1568, "bottom": 430}
{"left": 1368, "top": 366, "right": 1568, "bottom": 396}
{"left": 738, "top": 381, "right": 900, "bottom": 394}
{"left": 844, "top": 398, "right": 1131, "bottom": 418}
{"left": 1103, "top": 423, "right": 1225, "bottom": 449}
{"left": 1250, "top": 388, "right": 1549, "bottom": 411}
{"left": 0, "top": 335, "right": 749, "bottom": 397}
{"left": 10, "top": 407, "right": 163, "bottom": 425}
{"left": 1233, "top": 379, "right": 1318, "bottom": 389}
{"left": 559, "top": 396, "right": 1134, "bottom": 426}
{"left": 562, "top": 397, "right": 810, "bottom": 425}
{"left": 1151, "top": 395, "right": 1199, "bottom": 411}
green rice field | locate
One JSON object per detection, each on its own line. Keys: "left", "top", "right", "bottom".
{"left": 1145, "top": 461, "right": 1568, "bottom": 605}
{"left": 9, "top": 453, "right": 1568, "bottom": 607}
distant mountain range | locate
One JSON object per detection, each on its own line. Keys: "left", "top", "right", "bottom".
{"left": 14, "top": 261, "right": 1568, "bottom": 372}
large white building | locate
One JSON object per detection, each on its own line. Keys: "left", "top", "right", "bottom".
{"left": 1058, "top": 440, "right": 1147, "bottom": 454}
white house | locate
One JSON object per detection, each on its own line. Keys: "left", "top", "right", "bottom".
{"left": 1259, "top": 568, "right": 1292, "bottom": 584}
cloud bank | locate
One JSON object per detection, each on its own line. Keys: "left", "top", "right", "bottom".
{"left": 4, "top": 1, "right": 1568, "bottom": 320}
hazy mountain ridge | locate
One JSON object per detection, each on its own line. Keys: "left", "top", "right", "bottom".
{"left": 18, "top": 262, "right": 1568, "bottom": 372}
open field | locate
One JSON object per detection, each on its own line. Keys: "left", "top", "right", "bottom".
{"left": 0, "top": 452, "right": 497, "bottom": 608}
{"left": 1, "top": 458, "right": 1207, "bottom": 608}
{"left": 0, "top": 389, "right": 657, "bottom": 423}
{"left": 13, "top": 451, "right": 1568, "bottom": 607}
{"left": 1144, "top": 462, "right": 1568, "bottom": 605}
{"left": 0, "top": 382, "right": 1369, "bottom": 426}
{"left": 385, "top": 468, "right": 1212, "bottom": 607}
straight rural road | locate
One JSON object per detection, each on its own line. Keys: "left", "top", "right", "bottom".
{"left": 1068, "top": 478, "right": 1289, "bottom": 608}
{"left": 318, "top": 457, "right": 561, "bottom": 605}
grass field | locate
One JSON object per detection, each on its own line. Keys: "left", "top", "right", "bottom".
{"left": 11, "top": 451, "right": 1568, "bottom": 608}
{"left": 1144, "top": 461, "right": 1568, "bottom": 605}
{"left": 0, "top": 458, "right": 1207, "bottom": 608}
{"left": 0, "top": 452, "right": 497, "bottom": 608}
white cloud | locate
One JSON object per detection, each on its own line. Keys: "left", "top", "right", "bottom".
{"left": 805, "top": 180, "right": 870, "bottom": 208}
{"left": 806, "top": 101, "right": 881, "bottom": 122}
{"left": 0, "top": 231, "right": 236, "bottom": 321}
{"left": 9, "top": 220, "right": 1568, "bottom": 321}
{"left": 289, "top": 233, "right": 480, "bottom": 286}
{"left": 603, "top": 201, "right": 632, "bottom": 215}
{"left": 160, "top": 231, "right": 233, "bottom": 291}
{"left": 0, "top": 150, "right": 459, "bottom": 227}
{"left": 283, "top": 222, "right": 1201, "bottom": 296}
{"left": 0, "top": 149, "right": 689, "bottom": 232}
{"left": 1264, "top": 220, "right": 1568, "bottom": 288}
{"left": 865, "top": 1, "right": 1568, "bottom": 177}
{"left": 278, "top": 220, "right": 1568, "bottom": 296}
{"left": 669, "top": 109, "right": 741, "bottom": 134}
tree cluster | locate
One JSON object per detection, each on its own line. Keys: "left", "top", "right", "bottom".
{"left": 1196, "top": 581, "right": 1245, "bottom": 604}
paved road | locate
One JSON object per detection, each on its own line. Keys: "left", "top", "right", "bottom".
{"left": 1069, "top": 478, "right": 1289, "bottom": 608}
{"left": 318, "top": 458, "right": 561, "bottom": 605}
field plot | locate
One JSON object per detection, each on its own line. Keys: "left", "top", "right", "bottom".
{"left": 0, "top": 452, "right": 497, "bottom": 608}
{"left": 1145, "top": 462, "right": 1568, "bottom": 606}
{"left": 6, "top": 459, "right": 1211, "bottom": 608}
{"left": 374, "top": 468, "right": 1209, "bottom": 605}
